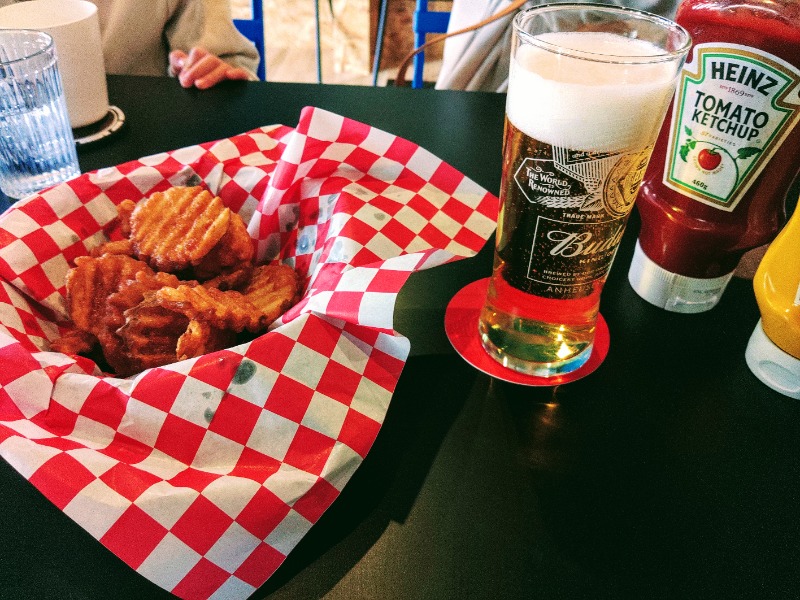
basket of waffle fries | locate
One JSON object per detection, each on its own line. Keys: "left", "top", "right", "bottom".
{"left": 0, "top": 107, "right": 497, "bottom": 600}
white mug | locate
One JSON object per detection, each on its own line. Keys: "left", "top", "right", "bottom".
{"left": 0, "top": 0, "right": 109, "bottom": 128}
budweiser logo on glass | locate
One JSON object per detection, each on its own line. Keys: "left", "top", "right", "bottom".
{"left": 478, "top": 4, "right": 691, "bottom": 377}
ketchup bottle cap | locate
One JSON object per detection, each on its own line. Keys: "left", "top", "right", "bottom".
{"left": 628, "top": 240, "right": 734, "bottom": 313}
{"left": 745, "top": 319, "right": 800, "bottom": 400}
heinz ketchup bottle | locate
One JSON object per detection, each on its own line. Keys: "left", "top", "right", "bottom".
{"left": 628, "top": 0, "right": 800, "bottom": 313}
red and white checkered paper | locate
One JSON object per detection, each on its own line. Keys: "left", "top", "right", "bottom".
{"left": 0, "top": 107, "right": 498, "bottom": 599}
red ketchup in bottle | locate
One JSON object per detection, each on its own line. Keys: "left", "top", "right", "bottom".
{"left": 628, "top": 0, "right": 800, "bottom": 313}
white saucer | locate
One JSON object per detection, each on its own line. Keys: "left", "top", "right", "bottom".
{"left": 73, "top": 105, "right": 125, "bottom": 147}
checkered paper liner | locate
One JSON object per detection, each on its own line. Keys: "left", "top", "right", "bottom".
{"left": 0, "top": 107, "right": 498, "bottom": 599}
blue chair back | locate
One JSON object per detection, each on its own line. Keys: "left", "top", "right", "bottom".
{"left": 412, "top": 0, "right": 450, "bottom": 88}
{"left": 233, "top": 0, "right": 266, "bottom": 80}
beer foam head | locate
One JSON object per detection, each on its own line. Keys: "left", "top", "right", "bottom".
{"left": 508, "top": 32, "right": 680, "bottom": 152}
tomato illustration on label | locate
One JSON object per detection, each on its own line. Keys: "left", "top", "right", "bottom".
{"left": 678, "top": 126, "right": 762, "bottom": 182}
{"left": 697, "top": 148, "right": 722, "bottom": 170}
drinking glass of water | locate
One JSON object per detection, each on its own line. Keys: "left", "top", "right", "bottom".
{"left": 0, "top": 29, "right": 80, "bottom": 203}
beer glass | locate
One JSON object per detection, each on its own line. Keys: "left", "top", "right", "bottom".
{"left": 479, "top": 4, "right": 691, "bottom": 377}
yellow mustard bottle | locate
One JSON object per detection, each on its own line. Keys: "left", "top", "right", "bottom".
{"left": 745, "top": 200, "right": 800, "bottom": 398}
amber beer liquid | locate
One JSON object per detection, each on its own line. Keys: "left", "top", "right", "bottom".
{"left": 479, "top": 8, "right": 690, "bottom": 377}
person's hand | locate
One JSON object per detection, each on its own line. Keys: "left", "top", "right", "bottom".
{"left": 169, "top": 47, "right": 251, "bottom": 89}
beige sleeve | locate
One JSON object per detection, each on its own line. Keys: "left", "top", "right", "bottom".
{"left": 165, "top": 0, "right": 261, "bottom": 80}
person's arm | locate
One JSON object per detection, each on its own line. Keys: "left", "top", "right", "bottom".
{"left": 165, "top": 0, "right": 260, "bottom": 88}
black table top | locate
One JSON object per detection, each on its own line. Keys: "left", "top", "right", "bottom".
{"left": 2, "top": 75, "right": 799, "bottom": 600}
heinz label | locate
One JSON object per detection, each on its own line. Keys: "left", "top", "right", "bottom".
{"left": 663, "top": 43, "right": 800, "bottom": 212}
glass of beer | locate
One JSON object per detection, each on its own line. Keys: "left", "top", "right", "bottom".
{"left": 478, "top": 4, "right": 691, "bottom": 377}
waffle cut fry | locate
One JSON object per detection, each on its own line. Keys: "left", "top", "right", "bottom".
{"left": 129, "top": 186, "right": 231, "bottom": 272}
{"left": 242, "top": 264, "right": 302, "bottom": 325}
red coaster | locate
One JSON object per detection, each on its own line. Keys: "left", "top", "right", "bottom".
{"left": 444, "top": 278, "right": 610, "bottom": 386}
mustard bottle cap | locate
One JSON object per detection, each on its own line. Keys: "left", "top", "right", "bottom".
{"left": 745, "top": 319, "right": 800, "bottom": 399}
